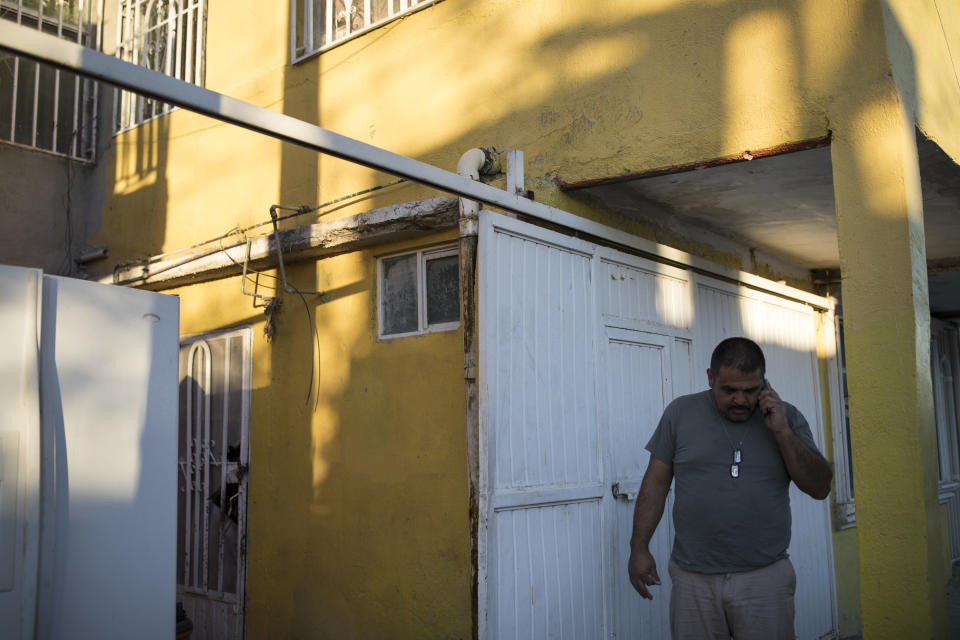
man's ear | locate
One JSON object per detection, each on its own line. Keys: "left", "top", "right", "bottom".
{"left": 706, "top": 368, "right": 714, "bottom": 389}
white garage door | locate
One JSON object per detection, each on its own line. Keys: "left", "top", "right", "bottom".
{"left": 477, "top": 211, "right": 837, "bottom": 639}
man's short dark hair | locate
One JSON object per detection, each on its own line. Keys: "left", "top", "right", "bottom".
{"left": 710, "top": 337, "right": 766, "bottom": 375}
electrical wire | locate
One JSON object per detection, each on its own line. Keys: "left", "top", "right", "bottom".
{"left": 217, "top": 229, "right": 320, "bottom": 410}
{"left": 114, "top": 178, "right": 408, "bottom": 270}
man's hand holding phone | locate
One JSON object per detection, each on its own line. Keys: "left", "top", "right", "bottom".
{"left": 758, "top": 379, "right": 789, "bottom": 433}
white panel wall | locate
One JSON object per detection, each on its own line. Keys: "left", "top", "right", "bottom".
{"left": 489, "top": 230, "right": 599, "bottom": 492}
{"left": 494, "top": 502, "right": 604, "bottom": 639}
{"left": 482, "top": 222, "right": 605, "bottom": 640}
{"left": 0, "top": 266, "right": 42, "bottom": 640}
{"left": 39, "top": 275, "right": 179, "bottom": 640}
{"left": 598, "top": 259, "right": 690, "bottom": 331}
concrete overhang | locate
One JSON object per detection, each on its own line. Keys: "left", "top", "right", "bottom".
{"left": 570, "top": 135, "right": 960, "bottom": 322}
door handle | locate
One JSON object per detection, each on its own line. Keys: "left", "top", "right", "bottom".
{"left": 612, "top": 481, "right": 641, "bottom": 501}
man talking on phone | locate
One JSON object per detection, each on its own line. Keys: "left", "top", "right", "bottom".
{"left": 628, "top": 337, "right": 832, "bottom": 640}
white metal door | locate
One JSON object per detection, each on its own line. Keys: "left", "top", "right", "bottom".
{"left": 0, "top": 266, "right": 42, "bottom": 640}
{"left": 40, "top": 273, "right": 179, "bottom": 640}
{"left": 178, "top": 328, "right": 251, "bottom": 640}
{"left": 479, "top": 219, "right": 605, "bottom": 639}
{"left": 0, "top": 266, "right": 179, "bottom": 640}
{"left": 602, "top": 328, "right": 692, "bottom": 638}
{"left": 478, "top": 211, "right": 838, "bottom": 639}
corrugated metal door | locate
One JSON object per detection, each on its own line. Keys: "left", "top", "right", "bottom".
{"left": 478, "top": 211, "right": 837, "bottom": 639}
{"left": 595, "top": 249, "right": 697, "bottom": 639}
{"left": 692, "top": 277, "right": 837, "bottom": 639}
{"left": 480, "top": 221, "right": 605, "bottom": 638}
{"left": 603, "top": 328, "right": 689, "bottom": 638}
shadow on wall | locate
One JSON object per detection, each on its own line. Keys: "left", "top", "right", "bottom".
{"left": 99, "top": 103, "right": 172, "bottom": 267}
{"left": 86, "top": 0, "right": 937, "bottom": 636}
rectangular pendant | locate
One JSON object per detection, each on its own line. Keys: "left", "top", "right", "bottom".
{"left": 733, "top": 449, "right": 742, "bottom": 464}
{"left": 730, "top": 464, "right": 740, "bottom": 478}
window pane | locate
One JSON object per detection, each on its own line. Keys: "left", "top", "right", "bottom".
{"left": 56, "top": 68, "right": 77, "bottom": 155}
{"left": 35, "top": 62, "right": 56, "bottom": 150}
{"left": 371, "top": 0, "right": 388, "bottom": 22}
{"left": 0, "top": 54, "right": 13, "bottom": 142}
{"left": 312, "top": 0, "right": 328, "bottom": 49}
{"left": 14, "top": 57, "right": 36, "bottom": 146}
{"left": 425, "top": 254, "right": 459, "bottom": 326}
{"left": 382, "top": 254, "right": 418, "bottom": 334}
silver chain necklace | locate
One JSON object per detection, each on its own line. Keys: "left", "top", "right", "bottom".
{"left": 720, "top": 421, "right": 755, "bottom": 479}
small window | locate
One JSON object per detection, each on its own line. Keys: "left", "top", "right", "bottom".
{"left": 292, "top": 0, "right": 441, "bottom": 63}
{"left": 0, "top": 0, "right": 97, "bottom": 160}
{"left": 379, "top": 245, "right": 459, "bottom": 338}
{"left": 114, "top": 0, "right": 206, "bottom": 131}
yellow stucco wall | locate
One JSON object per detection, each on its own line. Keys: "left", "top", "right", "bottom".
{"left": 831, "top": 67, "right": 949, "bottom": 637}
{"left": 92, "top": 0, "right": 939, "bottom": 279}
{"left": 172, "top": 230, "right": 472, "bottom": 638}
{"left": 883, "top": 0, "right": 960, "bottom": 163}
{"left": 91, "top": 0, "right": 960, "bottom": 636}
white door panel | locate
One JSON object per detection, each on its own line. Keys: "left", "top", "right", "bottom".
{"left": 41, "top": 274, "right": 179, "bottom": 640}
{"left": 480, "top": 217, "right": 604, "bottom": 639}
{"left": 0, "top": 266, "right": 179, "bottom": 640}
{"left": 494, "top": 501, "right": 605, "bottom": 639}
{"left": 603, "top": 329, "right": 683, "bottom": 639}
{"left": 0, "top": 266, "right": 42, "bottom": 640}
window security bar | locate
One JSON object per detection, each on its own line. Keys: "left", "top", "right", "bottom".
{"left": 181, "top": 330, "right": 250, "bottom": 601}
{"left": 114, "top": 0, "right": 205, "bottom": 131}
{"left": 0, "top": 0, "right": 96, "bottom": 160}
{"left": 292, "top": 0, "right": 438, "bottom": 63}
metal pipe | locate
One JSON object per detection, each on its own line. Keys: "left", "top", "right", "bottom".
{"left": 456, "top": 147, "right": 489, "bottom": 222}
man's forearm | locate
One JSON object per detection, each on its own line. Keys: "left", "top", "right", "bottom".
{"left": 774, "top": 428, "right": 832, "bottom": 499}
{"left": 630, "top": 481, "right": 669, "bottom": 551}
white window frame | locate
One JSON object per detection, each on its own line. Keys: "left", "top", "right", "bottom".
{"left": 291, "top": 0, "right": 443, "bottom": 63}
{"left": 0, "top": 0, "right": 98, "bottom": 161}
{"left": 828, "top": 312, "right": 960, "bottom": 532}
{"left": 825, "top": 307, "right": 856, "bottom": 529}
{"left": 114, "top": 0, "right": 206, "bottom": 132}
{"left": 933, "top": 321, "right": 960, "bottom": 485}
{"left": 377, "top": 244, "right": 459, "bottom": 339}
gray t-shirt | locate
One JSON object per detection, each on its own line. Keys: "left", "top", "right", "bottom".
{"left": 645, "top": 390, "right": 821, "bottom": 574}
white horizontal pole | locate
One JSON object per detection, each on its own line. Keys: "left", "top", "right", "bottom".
{"left": 0, "top": 20, "right": 530, "bottom": 211}
{"left": 0, "top": 21, "right": 833, "bottom": 311}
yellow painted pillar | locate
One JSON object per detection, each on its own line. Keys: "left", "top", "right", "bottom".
{"left": 830, "top": 81, "right": 950, "bottom": 638}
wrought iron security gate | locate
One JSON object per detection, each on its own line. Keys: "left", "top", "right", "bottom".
{"left": 178, "top": 327, "right": 251, "bottom": 640}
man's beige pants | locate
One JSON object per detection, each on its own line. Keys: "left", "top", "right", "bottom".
{"left": 668, "top": 557, "right": 796, "bottom": 640}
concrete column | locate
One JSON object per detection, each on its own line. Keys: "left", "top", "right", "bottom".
{"left": 831, "top": 82, "right": 950, "bottom": 638}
